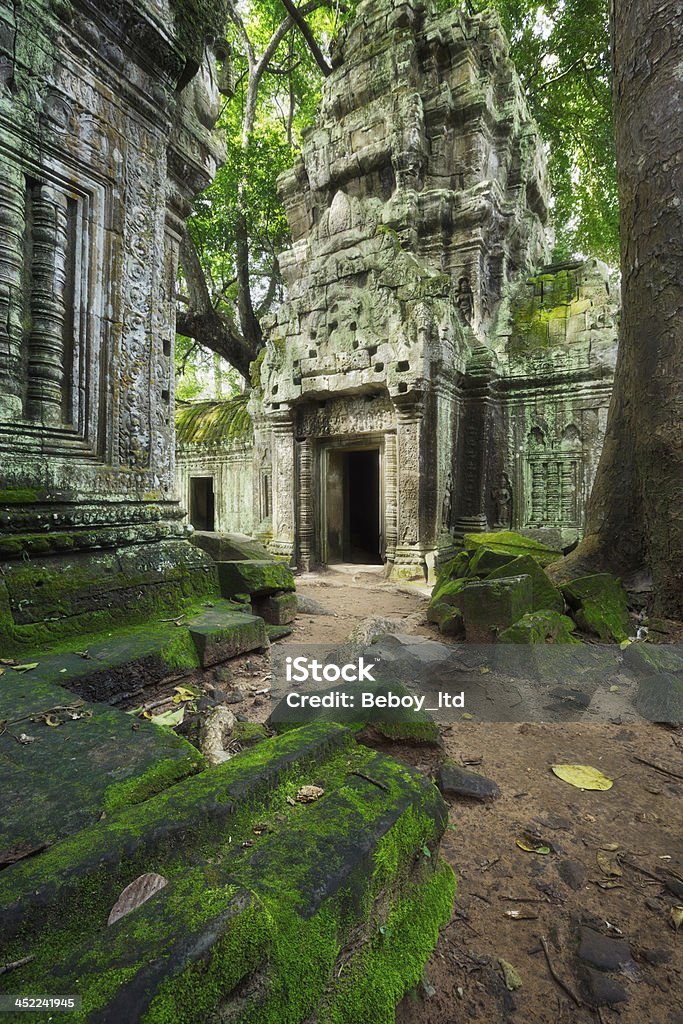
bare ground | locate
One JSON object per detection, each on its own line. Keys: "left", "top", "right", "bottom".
{"left": 185, "top": 569, "right": 683, "bottom": 1023}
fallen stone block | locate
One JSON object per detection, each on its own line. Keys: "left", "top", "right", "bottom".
{"left": 0, "top": 724, "right": 455, "bottom": 1023}
{"left": 217, "top": 558, "right": 296, "bottom": 598}
{"left": 635, "top": 672, "right": 683, "bottom": 725}
{"left": 189, "top": 608, "right": 268, "bottom": 667}
{"left": 253, "top": 590, "right": 298, "bottom": 624}
{"left": 498, "top": 609, "right": 579, "bottom": 644}
{"left": 464, "top": 530, "right": 562, "bottom": 568}
{"left": 458, "top": 575, "right": 534, "bottom": 641}
{"left": 487, "top": 555, "right": 565, "bottom": 613}
{"left": 561, "top": 573, "right": 632, "bottom": 642}
{"left": 192, "top": 530, "right": 274, "bottom": 562}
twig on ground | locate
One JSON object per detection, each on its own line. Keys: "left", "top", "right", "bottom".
{"left": 631, "top": 755, "right": 683, "bottom": 781}
{"left": 0, "top": 955, "right": 35, "bottom": 976}
{"left": 348, "top": 770, "right": 389, "bottom": 792}
{"left": 539, "top": 935, "right": 582, "bottom": 1007}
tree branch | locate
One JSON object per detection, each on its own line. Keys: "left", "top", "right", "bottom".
{"left": 279, "top": 0, "right": 332, "bottom": 76}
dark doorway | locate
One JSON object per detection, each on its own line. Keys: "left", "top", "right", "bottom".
{"left": 325, "top": 448, "right": 382, "bottom": 564}
{"left": 190, "top": 476, "right": 215, "bottom": 531}
{"left": 347, "top": 449, "right": 381, "bottom": 562}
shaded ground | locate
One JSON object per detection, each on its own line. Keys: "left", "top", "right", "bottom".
{"left": 139, "top": 568, "right": 683, "bottom": 1023}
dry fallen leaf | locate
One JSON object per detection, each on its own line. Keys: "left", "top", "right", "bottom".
{"left": 551, "top": 764, "right": 613, "bottom": 791}
{"left": 499, "top": 959, "right": 523, "bottom": 991}
{"left": 596, "top": 850, "right": 622, "bottom": 877}
{"left": 671, "top": 906, "right": 683, "bottom": 932}
{"left": 296, "top": 785, "right": 325, "bottom": 803}
{"left": 107, "top": 873, "right": 168, "bottom": 926}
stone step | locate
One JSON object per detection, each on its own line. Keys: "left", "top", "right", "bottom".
{"left": 0, "top": 725, "right": 454, "bottom": 1024}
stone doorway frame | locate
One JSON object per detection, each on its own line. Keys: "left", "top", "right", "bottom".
{"left": 319, "top": 434, "right": 387, "bottom": 567}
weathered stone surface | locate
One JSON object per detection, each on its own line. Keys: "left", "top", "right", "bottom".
{"left": 217, "top": 559, "right": 296, "bottom": 598}
{"left": 296, "top": 594, "right": 336, "bottom": 616}
{"left": 458, "top": 575, "right": 534, "bottom": 641}
{"left": 635, "top": 673, "right": 683, "bottom": 725}
{"left": 487, "top": 554, "right": 564, "bottom": 613}
{"left": 464, "top": 531, "right": 562, "bottom": 568}
{"left": 192, "top": 530, "right": 273, "bottom": 562}
{"left": 498, "top": 610, "right": 579, "bottom": 644}
{"left": 0, "top": 676, "right": 203, "bottom": 851}
{"left": 562, "top": 574, "right": 632, "bottom": 641}
{"left": 578, "top": 927, "right": 633, "bottom": 972}
{"left": 189, "top": 608, "right": 268, "bottom": 667}
{"left": 582, "top": 968, "right": 630, "bottom": 1007}
{"left": 427, "top": 601, "right": 466, "bottom": 638}
{"left": 622, "top": 643, "right": 683, "bottom": 676}
{"left": 253, "top": 591, "right": 298, "bottom": 625}
{"left": 436, "top": 761, "right": 500, "bottom": 802}
{"left": 0, "top": 724, "right": 455, "bottom": 1022}
{"left": 0, "top": 0, "right": 227, "bottom": 654}
{"left": 468, "top": 546, "right": 519, "bottom": 577}
{"left": 557, "top": 858, "right": 587, "bottom": 891}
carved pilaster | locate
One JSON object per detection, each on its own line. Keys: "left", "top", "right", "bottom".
{"left": 0, "top": 164, "right": 26, "bottom": 420}
{"left": 26, "top": 183, "right": 70, "bottom": 425}
{"left": 392, "top": 403, "right": 428, "bottom": 579}
{"left": 297, "top": 437, "right": 314, "bottom": 571}
{"left": 384, "top": 431, "right": 398, "bottom": 563}
{"left": 269, "top": 412, "right": 296, "bottom": 562}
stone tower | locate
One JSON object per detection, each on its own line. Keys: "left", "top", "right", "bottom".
{"left": 254, "top": 0, "right": 553, "bottom": 579}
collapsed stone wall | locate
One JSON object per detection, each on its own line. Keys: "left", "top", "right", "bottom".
{"left": 0, "top": 0, "right": 227, "bottom": 652}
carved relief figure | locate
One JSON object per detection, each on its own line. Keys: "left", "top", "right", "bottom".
{"left": 456, "top": 276, "right": 474, "bottom": 323}
{"left": 491, "top": 472, "right": 512, "bottom": 528}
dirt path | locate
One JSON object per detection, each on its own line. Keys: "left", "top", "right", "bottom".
{"left": 222, "top": 571, "right": 683, "bottom": 1023}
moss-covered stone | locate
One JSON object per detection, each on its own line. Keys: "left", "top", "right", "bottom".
{"left": 487, "top": 555, "right": 564, "bottom": 613}
{"left": 189, "top": 609, "right": 268, "bottom": 667}
{"left": 217, "top": 559, "right": 296, "bottom": 599}
{"left": 635, "top": 673, "right": 683, "bottom": 725}
{"left": 498, "top": 610, "right": 580, "bottom": 644}
{"left": 0, "top": 726, "right": 454, "bottom": 1024}
{"left": 429, "top": 576, "right": 468, "bottom": 608}
{"left": 464, "top": 531, "right": 562, "bottom": 567}
{"left": 561, "top": 574, "right": 631, "bottom": 642}
{"left": 468, "top": 546, "right": 518, "bottom": 577}
{"left": 169, "top": 0, "right": 230, "bottom": 65}
{"left": 436, "top": 551, "right": 470, "bottom": 581}
{"left": 426, "top": 600, "right": 465, "bottom": 638}
{"left": 458, "top": 575, "right": 534, "bottom": 641}
{"left": 253, "top": 591, "right": 298, "bottom": 625}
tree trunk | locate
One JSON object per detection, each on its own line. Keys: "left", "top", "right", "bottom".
{"left": 561, "top": 0, "right": 683, "bottom": 617}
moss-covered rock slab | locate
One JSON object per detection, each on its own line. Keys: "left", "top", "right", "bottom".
{"left": 562, "top": 574, "right": 631, "bottom": 642}
{"left": 464, "top": 531, "right": 562, "bottom": 567}
{"left": 635, "top": 673, "right": 683, "bottom": 725}
{"left": 253, "top": 591, "right": 298, "bottom": 625}
{"left": 0, "top": 675, "right": 203, "bottom": 852}
{"left": 189, "top": 607, "right": 268, "bottom": 667}
{"left": 458, "top": 575, "right": 534, "bottom": 641}
{"left": 217, "top": 559, "right": 296, "bottom": 598}
{"left": 426, "top": 600, "right": 465, "bottom": 638}
{"left": 0, "top": 724, "right": 455, "bottom": 1023}
{"left": 487, "top": 555, "right": 564, "bottom": 613}
{"left": 498, "top": 610, "right": 580, "bottom": 644}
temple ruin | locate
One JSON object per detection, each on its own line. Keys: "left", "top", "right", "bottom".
{"left": 0, "top": 0, "right": 231, "bottom": 652}
{"left": 235, "top": 0, "right": 618, "bottom": 580}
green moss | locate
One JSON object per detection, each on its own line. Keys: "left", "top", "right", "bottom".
{"left": 321, "top": 863, "right": 456, "bottom": 1024}
{"left": 103, "top": 751, "right": 205, "bottom": 814}
{"left": 176, "top": 396, "right": 252, "bottom": 447}
{"left": 561, "top": 574, "right": 631, "bottom": 642}
{"left": 486, "top": 555, "right": 564, "bottom": 613}
{"left": 160, "top": 630, "right": 200, "bottom": 671}
{"left": 463, "top": 531, "right": 562, "bottom": 567}
{"left": 169, "top": 0, "right": 230, "bottom": 64}
{"left": 0, "top": 488, "right": 40, "bottom": 504}
{"left": 498, "top": 610, "right": 580, "bottom": 644}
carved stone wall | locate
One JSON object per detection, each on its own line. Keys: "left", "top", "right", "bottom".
{"left": 255, "top": 0, "right": 553, "bottom": 578}
{"left": 0, "top": 0, "right": 225, "bottom": 651}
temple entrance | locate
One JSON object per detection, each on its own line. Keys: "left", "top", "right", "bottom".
{"left": 190, "top": 476, "right": 215, "bottom": 531}
{"left": 324, "top": 446, "right": 383, "bottom": 564}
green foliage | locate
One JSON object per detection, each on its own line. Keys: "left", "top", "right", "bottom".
{"left": 465, "top": 0, "right": 618, "bottom": 263}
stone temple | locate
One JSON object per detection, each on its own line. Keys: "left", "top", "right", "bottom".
{"left": 219, "top": 0, "right": 618, "bottom": 581}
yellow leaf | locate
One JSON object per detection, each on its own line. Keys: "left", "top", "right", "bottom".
{"left": 596, "top": 850, "right": 622, "bottom": 877}
{"left": 462, "top": 713, "right": 473, "bottom": 720}
{"left": 516, "top": 834, "right": 551, "bottom": 855}
{"left": 671, "top": 907, "right": 683, "bottom": 932}
{"left": 620, "top": 639, "right": 632, "bottom": 650}
{"left": 43, "top": 714, "right": 62, "bottom": 728}
{"left": 479, "top": 665, "right": 490, "bottom": 674}
{"left": 551, "top": 764, "right": 613, "bottom": 791}
{"left": 172, "top": 685, "right": 199, "bottom": 703}
{"left": 13, "top": 663, "right": 39, "bottom": 673}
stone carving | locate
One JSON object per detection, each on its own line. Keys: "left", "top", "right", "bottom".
{"left": 456, "top": 277, "right": 474, "bottom": 324}
{"left": 0, "top": 0, "right": 225, "bottom": 650}
{"left": 491, "top": 474, "right": 512, "bottom": 529}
